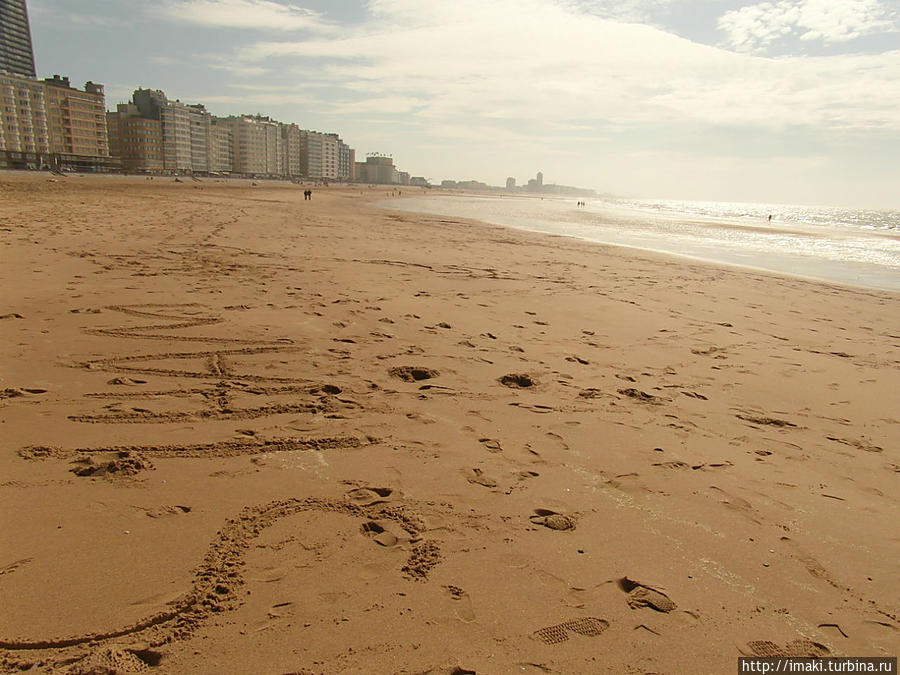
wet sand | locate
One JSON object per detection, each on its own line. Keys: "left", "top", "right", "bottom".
{"left": 1, "top": 173, "right": 897, "bottom": 674}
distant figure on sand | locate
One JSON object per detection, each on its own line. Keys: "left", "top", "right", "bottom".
{"left": 304, "top": 189, "right": 312, "bottom": 200}
{"left": 767, "top": 214, "right": 772, "bottom": 223}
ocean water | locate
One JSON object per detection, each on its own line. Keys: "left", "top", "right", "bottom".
{"left": 382, "top": 194, "right": 900, "bottom": 291}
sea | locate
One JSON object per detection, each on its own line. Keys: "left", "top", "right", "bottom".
{"left": 381, "top": 194, "right": 900, "bottom": 292}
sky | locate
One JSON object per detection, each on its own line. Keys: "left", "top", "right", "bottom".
{"left": 26, "top": 0, "right": 900, "bottom": 207}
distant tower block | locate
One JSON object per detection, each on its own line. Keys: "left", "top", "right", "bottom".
{"left": 0, "top": 0, "right": 37, "bottom": 77}
{"left": 536, "top": 171, "right": 543, "bottom": 187}
{"left": 506, "top": 177, "right": 516, "bottom": 190}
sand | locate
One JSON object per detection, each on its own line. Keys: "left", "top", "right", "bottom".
{"left": 0, "top": 172, "right": 897, "bottom": 674}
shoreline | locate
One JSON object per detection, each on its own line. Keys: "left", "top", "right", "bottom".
{"left": 379, "top": 193, "right": 900, "bottom": 293}
{"left": 1, "top": 173, "right": 897, "bottom": 674}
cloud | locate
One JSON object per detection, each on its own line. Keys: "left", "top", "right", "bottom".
{"left": 153, "top": 0, "right": 334, "bottom": 32}
{"left": 718, "top": 0, "right": 898, "bottom": 53}
{"left": 28, "top": 0, "right": 135, "bottom": 28}
{"left": 561, "top": 0, "right": 674, "bottom": 24}
{"left": 228, "top": 0, "right": 900, "bottom": 136}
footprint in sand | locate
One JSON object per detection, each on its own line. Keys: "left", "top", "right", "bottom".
{"left": 618, "top": 388, "right": 664, "bottom": 404}
{"left": 618, "top": 578, "right": 677, "bottom": 612}
{"left": 361, "top": 520, "right": 412, "bottom": 547}
{"left": 389, "top": 366, "right": 439, "bottom": 382}
{"left": 69, "top": 451, "right": 153, "bottom": 479}
{"left": 444, "top": 585, "right": 476, "bottom": 623}
{"left": 653, "top": 461, "right": 690, "bottom": 470}
{"left": 346, "top": 486, "right": 394, "bottom": 506}
{"left": 735, "top": 412, "right": 797, "bottom": 428}
{"left": 0, "top": 557, "right": 33, "bottom": 577}
{"left": 0, "top": 387, "right": 48, "bottom": 399}
{"left": 533, "top": 617, "right": 609, "bottom": 645}
{"left": 741, "top": 639, "right": 830, "bottom": 658}
{"left": 464, "top": 467, "right": 498, "bottom": 488}
{"left": 106, "top": 377, "right": 148, "bottom": 386}
{"left": 530, "top": 508, "right": 577, "bottom": 531}
{"left": 478, "top": 438, "right": 503, "bottom": 453}
{"left": 681, "top": 391, "right": 708, "bottom": 400}
{"left": 499, "top": 373, "right": 535, "bottom": 388}
{"left": 140, "top": 504, "right": 192, "bottom": 518}
{"left": 68, "top": 645, "right": 161, "bottom": 672}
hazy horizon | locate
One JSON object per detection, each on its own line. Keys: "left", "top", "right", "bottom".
{"left": 27, "top": 0, "right": 900, "bottom": 209}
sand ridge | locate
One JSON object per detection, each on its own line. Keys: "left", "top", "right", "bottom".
{"left": 0, "top": 173, "right": 898, "bottom": 673}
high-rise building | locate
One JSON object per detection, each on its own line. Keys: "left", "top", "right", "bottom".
{"left": 220, "top": 114, "right": 282, "bottom": 176}
{"left": 208, "top": 118, "right": 232, "bottom": 173}
{"left": 506, "top": 177, "right": 516, "bottom": 190}
{"left": 130, "top": 88, "right": 193, "bottom": 172}
{"left": 187, "top": 104, "right": 211, "bottom": 173}
{"left": 281, "top": 123, "right": 302, "bottom": 177}
{"left": 300, "top": 129, "right": 351, "bottom": 180}
{"left": 43, "top": 75, "right": 109, "bottom": 162}
{"left": 0, "top": 0, "right": 37, "bottom": 78}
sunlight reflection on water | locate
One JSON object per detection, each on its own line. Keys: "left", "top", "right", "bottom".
{"left": 382, "top": 195, "right": 900, "bottom": 291}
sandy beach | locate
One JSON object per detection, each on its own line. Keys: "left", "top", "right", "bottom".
{"left": 1, "top": 173, "right": 897, "bottom": 674}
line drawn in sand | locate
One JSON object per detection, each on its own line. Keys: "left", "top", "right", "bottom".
{"left": 0, "top": 493, "right": 444, "bottom": 670}
{"left": 65, "top": 303, "right": 365, "bottom": 425}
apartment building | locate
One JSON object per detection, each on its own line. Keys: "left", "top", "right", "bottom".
{"left": 300, "top": 130, "right": 352, "bottom": 180}
{"left": 188, "top": 104, "right": 210, "bottom": 174}
{"left": 281, "top": 122, "right": 301, "bottom": 178}
{"left": 104, "top": 88, "right": 360, "bottom": 180}
{"left": 0, "top": 71, "right": 47, "bottom": 167}
{"left": 208, "top": 118, "right": 233, "bottom": 173}
{"left": 42, "top": 75, "right": 109, "bottom": 169}
{"left": 1, "top": 70, "right": 111, "bottom": 171}
{"left": 128, "top": 89, "right": 193, "bottom": 173}
{"left": 107, "top": 103, "right": 163, "bottom": 172}
{"left": 220, "top": 114, "right": 283, "bottom": 176}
